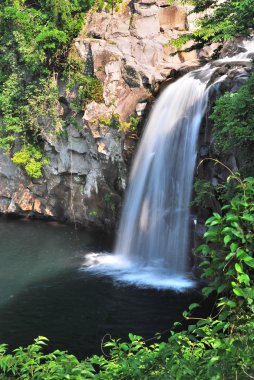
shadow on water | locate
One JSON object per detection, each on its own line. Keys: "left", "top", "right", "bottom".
{"left": 0, "top": 268, "right": 203, "bottom": 359}
{"left": 0, "top": 217, "right": 206, "bottom": 359}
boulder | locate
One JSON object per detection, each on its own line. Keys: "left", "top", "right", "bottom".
{"left": 86, "top": 13, "right": 110, "bottom": 39}
{"left": 105, "top": 15, "right": 131, "bottom": 38}
{"left": 130, "top": 13, "right": 160, "bottom": 39}
{"left": 219, "top": 39, "right": 246, "bottom": 58}
{"left": 115, "top": 87, "right": 149, "bottom": 120}
{"left": 159, "top": 5, "right": 188, "bottom": 31}
{"left": 134, "top": 3, "right": 159, "bottom": 17}
{"left": 122, "top": 63, "right": 143, "bottom": 87}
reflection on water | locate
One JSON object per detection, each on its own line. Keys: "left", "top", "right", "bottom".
{"left": 0, "top": 216, "right": 108, "bottom": 306}
{"left": 0, "top": 217, "right": 203, "bottom": 359}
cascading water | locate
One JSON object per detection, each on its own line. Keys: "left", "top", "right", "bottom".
{"left": 114, "top": 72, "right": 211, "bottom": 274}
{"left": 83, "top": 39, "right": 254, "bottom": 290}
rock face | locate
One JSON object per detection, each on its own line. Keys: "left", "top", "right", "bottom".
{"left": 193, "top": 59, "right": 253, "bottom": 253}
{"left": 0, "top": 120, "right": 126, "bottom": 230}
{"left": 0, "top": 1, "right": 217, "bottom": 230}
{"left": 79, "top": 0, "right": 205, "bottom": 116}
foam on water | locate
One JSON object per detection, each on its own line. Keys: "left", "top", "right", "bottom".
{"left": 81, "top": 253, "right": 194, "bottom": 291}
{"left": 216, "top": 38, "right": 254, "bottom": 63}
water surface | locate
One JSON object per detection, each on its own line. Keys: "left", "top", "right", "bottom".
{"left": 0, "top": 217, "right": 202, "bottom": 359}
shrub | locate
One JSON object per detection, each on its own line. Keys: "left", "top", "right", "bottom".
{"left": 210, "top": 74, "right": 254, "bottom": 174}
{"left": 12, "top": 145, "right": 49, "bottom": 178}
{"left": 192, "top": 179, "right": 215, "bottom": 208}
{"left": 171, "top": 0, "right": 254, "bottom": 47}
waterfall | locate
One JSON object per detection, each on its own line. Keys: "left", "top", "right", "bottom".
{"left": 83, "top": 38, "right": 254, "bottom": 290}
{"left": 114, "top": 72, "right": 211, "bottom": 274}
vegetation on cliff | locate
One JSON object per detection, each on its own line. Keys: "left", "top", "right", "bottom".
{"left": 172, "top": 0, "right": 254, "bottom": 48}
{"left": 0, "top": 0, "right": 98, "bottom": 177}
{"left": 210, "top": 73, "right": 254, "bottom": 175}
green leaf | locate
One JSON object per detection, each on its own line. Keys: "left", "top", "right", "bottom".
{"left": 245, "top": 259, "right": 254, "bottom": 268}
{"left": 224, "top": 235, "right": 231, "bottom": 245}
{"left": 233, "top": 288, "right": 245, "bottom": 297}
{"left": 238, "top": 274, "right": 250, "bottom": 285}
{"left": 225, "top": 252, "right": 235, "bottom": 261}
{"left": 242, "top": 214, "right": 254, "bottom": 222}
{"left": 189, "top": 303, "right": 200, "bottom": 311}
{"left": 218, "top": 284, "right": 227, "bottom": 293}
{"left": 203, "top": 287, "right": 215, "bottom": 297}
{"left": 235, "top": 263, "right": 243, "bottom": 273}
{"left": 230, "top": 242, "right": 238, "bottom": 252}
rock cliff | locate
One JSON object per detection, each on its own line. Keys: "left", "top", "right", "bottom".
{"left": 0, "top": 2, "right": 218, "bottom": 230}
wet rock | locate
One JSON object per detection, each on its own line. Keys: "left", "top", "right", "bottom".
{"left": 198, "top": 43, "right": 221, "bottom": 61}
{"left": 199, "top": 145, "right": 209, "bottom": 158}
{"left": 219, "top": 39, "right": 246, "bottom": 58}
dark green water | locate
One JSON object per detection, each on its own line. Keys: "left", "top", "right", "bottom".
{"left": 0, "top": 216, "right": 203, "bottom": 359}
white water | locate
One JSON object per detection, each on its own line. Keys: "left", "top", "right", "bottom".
{"left": 82, "top": 39, "right": 254, "bottom": 290}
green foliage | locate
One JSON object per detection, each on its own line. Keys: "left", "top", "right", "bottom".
{"left": 170, "top": 34, "right": 193, "bottom": 50}
{"left": 0, "top": 74, "right": 23, "bottom": 152}
{"left": 210, "top": 74, "right": 254, "bottom": 174}
{"left": 96, "top": 0, "right": 123, "bottom": 14}
{"left": 167, "top": 0, "right": 190, "bottom": 5}
{"left": 89, "top": 210, "right": 98, "bottom": 217}
{"left": 171, "top": 0, "right": 254, "bottom": 47}
{"left": 1, "top": 324, "right": 254, "bottom": 379}
{"left": 192, "top": 178, "right": 215, "bottom": 208}
{"left": 0, "top": 0, "right": 95, "bottom": 178}
{"left": 123, "top": 115, "right": 141, "bottom": 133}
{"left": 197, "top": 177, "right": 254, "bottom": 320}
{"left": 0, "top": 336, "right": 96, "bottom": 379}
{"left": 66, "top": 72, "right": 104, "bottom": 111}
{"left": 12, "top": 145, "right": 49, "bottom": 178}
{"left": 99, "top": 114, "right": 140, "bottom": 133}
{"left": 62, "top": 51, "right": 104, "bottom": 111}
{"left": 0, "top": 77, "right": 61, "bottom": 177}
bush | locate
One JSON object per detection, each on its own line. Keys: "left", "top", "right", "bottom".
{"left": 192, "top": 179, "right": 215, "bottom": 208}
{"left": 197, "top": 177, "right": 254, "bottom": 320}
{"left": 171, "top": 0, "right": 254, "bottom": 47}
{"left": 209, "top": 74, "right": 254, "bottom": 174}
{"left": 11, "top": 145, "right": 49, "bottom": 178}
